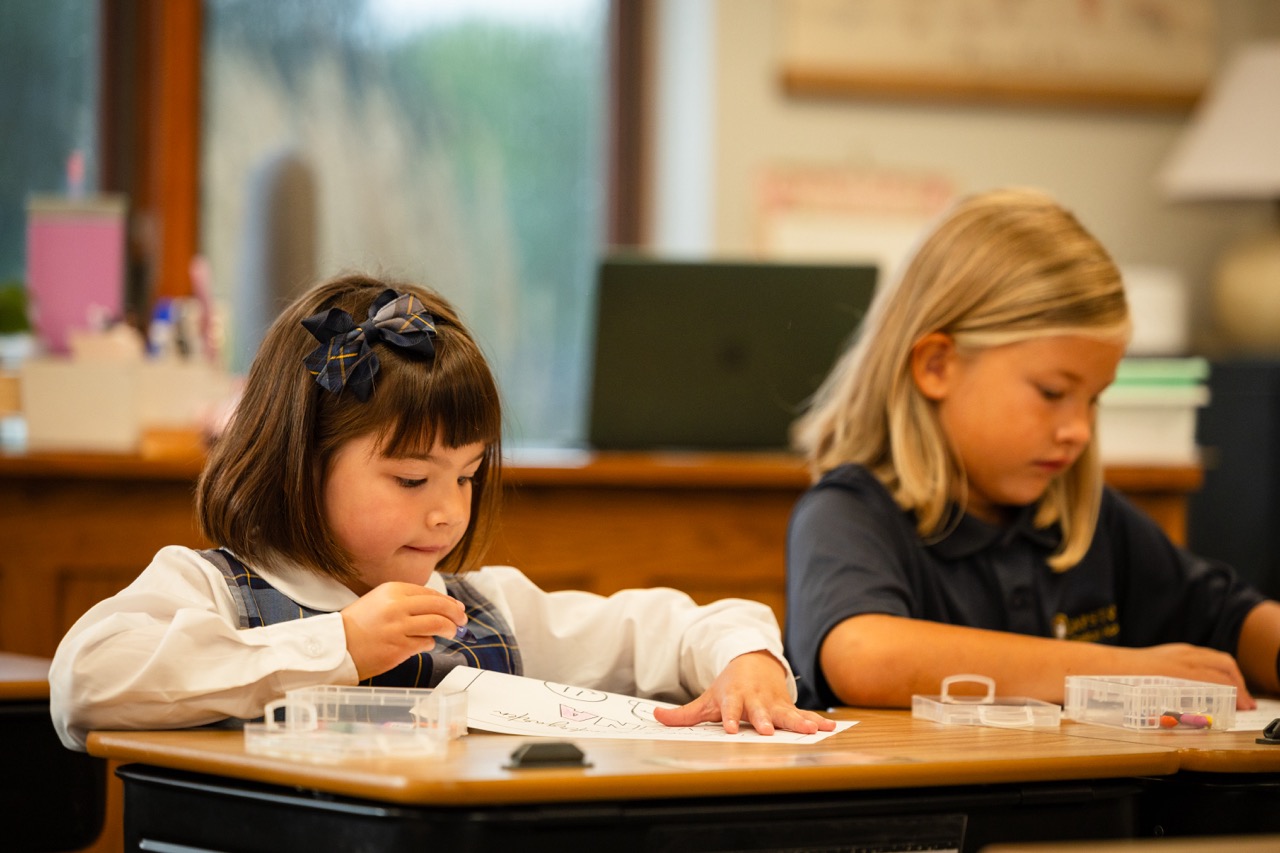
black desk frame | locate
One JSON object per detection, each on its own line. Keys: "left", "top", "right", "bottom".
{"left": 118, "top": 764, "right": 1143, "bottom": 853}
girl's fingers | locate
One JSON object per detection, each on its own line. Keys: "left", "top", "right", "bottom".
{"left": 746, "top": 704, "right": 775, "bottom": 735}
{"left": 655, "top": 693, "right": 836, "bottom": 737}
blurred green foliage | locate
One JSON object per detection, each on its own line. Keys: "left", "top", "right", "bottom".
{"left": 0, "top": 280, "right": 30, "bottom": 333}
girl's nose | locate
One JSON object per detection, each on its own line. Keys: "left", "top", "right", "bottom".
{"left": 427, "top": 484, "right": 468, "bottom": 527}
{"left": 1056, "top": 406, "right": 1092, "bottom": 447}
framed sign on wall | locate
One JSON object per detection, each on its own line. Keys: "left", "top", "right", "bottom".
{"left": 780, "top": 0, "right": 1216, "bottom": 110}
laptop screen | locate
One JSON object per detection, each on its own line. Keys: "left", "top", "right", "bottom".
{"left": 587, "top": 257, "right": 878, "bottom": 451}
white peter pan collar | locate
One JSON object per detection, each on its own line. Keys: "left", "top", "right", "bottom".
{"left": 231, "top": 551, "right": 449, "bottom": 612}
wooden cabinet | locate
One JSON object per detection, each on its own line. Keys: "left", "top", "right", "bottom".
{"left": 0, "top": 453, "right": 208, "bottom": 657}
{"left": 491, "top": 452, "right": 817, "bottom": 623}
{"left": 0, "top": 449, "right": 1201, "bottom": 658}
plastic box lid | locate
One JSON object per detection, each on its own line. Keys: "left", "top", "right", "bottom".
{"left": 244, "top": 684, "right": 467, "bottom": 762}
{"left": 912, "top": 675, "right": 1062, "bottom": 729}
{"left": 1063, "top": 675, "right": 1236, "bottom": 731}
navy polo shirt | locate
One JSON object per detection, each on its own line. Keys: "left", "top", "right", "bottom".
{"left": 784, "top": 464, "right": 1264, "bottom": 710}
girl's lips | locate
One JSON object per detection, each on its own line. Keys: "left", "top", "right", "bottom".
{"left": 1034, "top": 459, "right": 1069, "bottom": 473}
{"left": 407, "top": 544, "right": 448, "bottom": 554}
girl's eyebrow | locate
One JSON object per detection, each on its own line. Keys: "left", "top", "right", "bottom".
{"left": 1042, "top": 365, "right": 1089, "bottom": 383}
{"left": 1044, "top": 367, "right": 1115, "bottom": 392}
{"left": 394, "top": 449, "right": 487, "bottom": 467}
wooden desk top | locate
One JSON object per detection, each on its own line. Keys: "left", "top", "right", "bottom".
{"left": 87, "top": 708, "right": 1179, "bottom": 807}
{"left": 0, "top": 652, "right": 50, "bottom": 700}
{"left": 1060, "top": 717, "right": 1280, "bottom": 773}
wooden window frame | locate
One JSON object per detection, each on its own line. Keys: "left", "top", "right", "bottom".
{"left": 100, "top": 0, "right": 201, "bottom": 305}
{"left": 607, "top": 0, "right": 651, "bottom": 248}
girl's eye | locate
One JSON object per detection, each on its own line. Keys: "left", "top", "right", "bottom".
{"left": 396, "top": 477, "right": 427, "bottom": 488}
{"left": 458, "top": 475, "right": 477, "bottom": 487}
{"left": 1037, "top": 385, "right": 1065, "bottom": 401}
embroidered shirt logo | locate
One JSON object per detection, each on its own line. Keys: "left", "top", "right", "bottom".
{"left": 1053, "top": 605, "right": 1119, "bottom": 642}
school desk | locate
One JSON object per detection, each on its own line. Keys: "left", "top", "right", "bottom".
{"left": 1057, "top": 715, "right": 1280, "bottom": 837}
{"left": 0, "top": 445, "right": 1202, "bottom": 658}
{"left": 0, "top": 653, "right": 107, "bottom": 852}
{"left": 85, "top": 708, "right": 1178, "bottom": 853}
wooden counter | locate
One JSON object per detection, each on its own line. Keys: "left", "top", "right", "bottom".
{"left": 0, "top": 651, "right": 51, "bottom": 700}
{"left": 0, "top": 447, "right": 1201, "bottom": 658}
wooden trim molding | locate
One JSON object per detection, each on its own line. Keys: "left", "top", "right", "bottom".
{"left": 606, "top": 0, "right": 652, "bottom": 248}
{"left": 145, "top": 0, "right": 202, "bottom": 299}
{"left": 99, "top": 0, "right": 202, "bottom": 307}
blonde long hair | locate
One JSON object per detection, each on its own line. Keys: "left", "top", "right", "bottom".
{"left": 792, "top": 188, "right": 1130, "bottom": 569}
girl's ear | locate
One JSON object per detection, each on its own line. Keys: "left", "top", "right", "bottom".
{"left": 910, "top": 332, "right": 957, "bottom": 401}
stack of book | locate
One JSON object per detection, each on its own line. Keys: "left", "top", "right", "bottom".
{"left": 1097, "top": 357, "right": 1209, "bottom": 465}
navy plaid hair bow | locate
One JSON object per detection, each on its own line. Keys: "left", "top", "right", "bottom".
{"left": 302, "top": 290, "right": 437, "bottom": 401}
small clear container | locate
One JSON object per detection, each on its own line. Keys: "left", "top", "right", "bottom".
{"left": 912, "top": 675, "right": 1062, "bottom": 729}
{"left": 1063, "top": 675, "right": 1236, "bottom": 731}
{"left": 244, "top": 685, "right": 467, "bottom": 762}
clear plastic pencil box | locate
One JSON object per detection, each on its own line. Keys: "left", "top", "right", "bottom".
{"left": 244, "top": 685, "right": 467, "bottom": 762}
{"left": 912, "top": 675, "right": 1062, "bottom": 729}
{"left": 1063, "top": 675, "right": 1235, "bottom": 731}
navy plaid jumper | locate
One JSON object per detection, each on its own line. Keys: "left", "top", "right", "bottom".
{"left": 202, "top": 548, "right": 522, "bottom": 687}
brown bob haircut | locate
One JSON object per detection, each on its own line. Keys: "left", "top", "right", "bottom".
{"left": 197, "top": 272, "right": 503, "bottom": 584}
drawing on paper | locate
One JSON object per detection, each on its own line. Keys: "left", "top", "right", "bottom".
{"left": 435, "top": 666, "right": 855, "bottom": 744}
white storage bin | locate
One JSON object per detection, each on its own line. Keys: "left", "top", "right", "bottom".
{"left": 20, "top": 357, "right": 230, "bottom": 452}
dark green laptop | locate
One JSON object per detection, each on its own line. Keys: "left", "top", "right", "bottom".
{"left": 587, "top": 257, "right": 878, "bottom": 451}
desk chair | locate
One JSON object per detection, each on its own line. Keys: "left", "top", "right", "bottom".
{"left": 3, "top": 701, "right": 106, "bottom": 851}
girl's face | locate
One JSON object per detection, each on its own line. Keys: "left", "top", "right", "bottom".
{"left": 914, "top": 333, "right": 1124, "bottom": 525}
{"left": 324, "top": 433, "right": 486, "bottom": 594}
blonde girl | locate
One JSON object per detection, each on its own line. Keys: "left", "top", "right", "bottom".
{"left": 784, "top": 188, "right": 1280, "bottom": 710}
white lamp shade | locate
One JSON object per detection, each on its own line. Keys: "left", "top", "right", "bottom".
{"left": 1160, "top": 41, "right": 1280, "bottom": 199}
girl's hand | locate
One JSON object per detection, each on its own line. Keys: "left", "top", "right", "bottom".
{"left": 1132, "top": 643, "right": 1255, "bottom": 709}
{"left": 651, "top": 650, "right": 837, "bottom": 735}
{"left": 340, "top": 582, "right": 468, "bottom": 680}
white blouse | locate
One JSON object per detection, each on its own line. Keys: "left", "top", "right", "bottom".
{"left": 49, "top": 545, "right": 793, "bottom": 749}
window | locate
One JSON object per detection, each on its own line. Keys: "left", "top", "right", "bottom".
{"left": 201, "top": 0, "right": 610, "bottom": 446}
{"left": 0, "top": 1, "right": 100, "bottom": 288}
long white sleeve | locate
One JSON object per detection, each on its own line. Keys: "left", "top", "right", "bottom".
{"left": 49, "top": 550, "right": 794, "bottom": 751}
{"left": 465, "top": 566, "right": 795, "bottom": 703}
{"left": 49, "top": 546, "right": 357, "bottom": 750}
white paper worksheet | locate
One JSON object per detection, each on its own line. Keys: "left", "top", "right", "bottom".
{"left": 1230, "top": 696, "right": 1280, "bottom": 732}
{"left": 435, "top": 666, "right": 855, "bottom": 744}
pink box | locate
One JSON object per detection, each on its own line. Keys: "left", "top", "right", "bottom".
{"left": 26, "top": 195, "right": 127, "bottom": 354}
